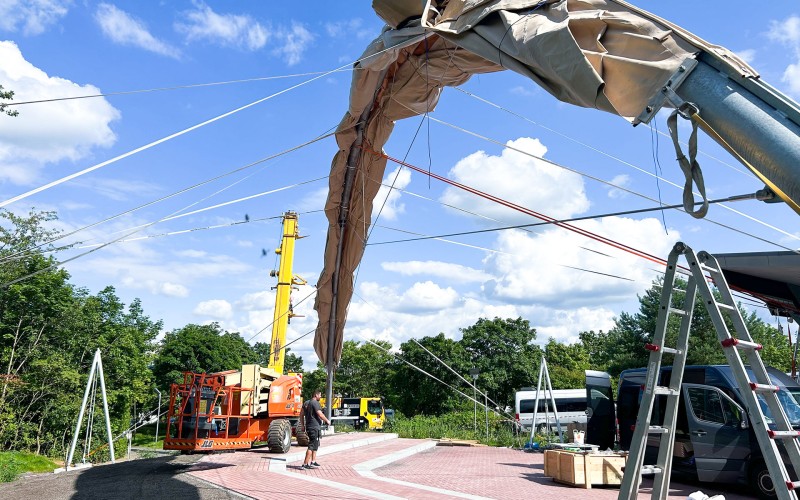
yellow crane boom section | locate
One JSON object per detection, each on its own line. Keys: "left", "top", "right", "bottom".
{"left": 268, "top": 212, "right": 305, "bottom": 374}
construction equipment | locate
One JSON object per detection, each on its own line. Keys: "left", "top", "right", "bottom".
{"left": 163, "top": 212, "right": 308, "bottom": 453}
{"left": 322, "top": 396, "right": 386, "bottom": 430}
{"left": 619, "top": 242, "right": 800, "bottom": 500}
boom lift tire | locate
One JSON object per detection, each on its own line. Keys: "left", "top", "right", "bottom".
{"left": 268, "top": 419, "right": 292, "bottom": 453}
{"left": 295, "top": 416, "right": 309, "bottom": 447}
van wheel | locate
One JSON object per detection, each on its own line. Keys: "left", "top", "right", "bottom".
{"left": 749, "top": 459, "right": 776, "bottom": 499}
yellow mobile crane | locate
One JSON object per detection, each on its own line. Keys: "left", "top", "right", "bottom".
{"left": 164, "top": 211, "right": 309, "bottom": 453}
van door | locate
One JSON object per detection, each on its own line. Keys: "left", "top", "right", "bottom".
{"left": 585, "top": 370, "right": 616, "bottom": 450}
{"left": 682, "top": 383, "right": 750, "bottom": 483}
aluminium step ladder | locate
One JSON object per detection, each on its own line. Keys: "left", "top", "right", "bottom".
{"left": 619, "top": 242, "right": 800, "bottom": 500}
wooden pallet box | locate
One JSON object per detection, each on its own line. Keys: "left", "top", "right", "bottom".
{"left": 544, "top": 449, "right": 627, "bottom": 489}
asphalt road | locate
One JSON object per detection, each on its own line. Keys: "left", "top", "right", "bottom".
{"left": 0, "top": 454, "right": 248, "bottom": 500}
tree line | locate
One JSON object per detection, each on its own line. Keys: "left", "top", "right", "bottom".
{"left": 0, "top": 209, "right": 792, "bottom": 458}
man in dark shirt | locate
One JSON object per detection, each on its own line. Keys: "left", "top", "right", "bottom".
{"left": 302, "top": 390, "right": 330, "bottom": 469}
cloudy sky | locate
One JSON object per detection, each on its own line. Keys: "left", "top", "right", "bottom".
{"left": 1, "top": 1, "right": 799, "bottom": 370}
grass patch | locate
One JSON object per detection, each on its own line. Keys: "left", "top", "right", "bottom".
{"left": 129, "top": 424, "right": 166, "bottom": 449}
{"left": 386, "top": 411, "right": 524, "bottom": 448}
{"left": 0, "top": 451, "right": 58, "bottom": 482}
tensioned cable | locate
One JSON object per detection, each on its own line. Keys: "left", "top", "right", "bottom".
{"left": 368, "top": 193, "right": 794, "bottom": 252}
{"left": 3, "top": 70, "right": 354, "bottom": 107}
{"left": 244, "top": 287, "right": 318, "bottom": 345}
{"left": 0, "top": 36, "right": 423, "bottom": 209}
{"left": 362, "top": 169, "right": 765, "bottom": 260}
{"left": 70, "top": 210, "right": 324, "bottom": 250}
{"left": 385, "top": 99, "right": 794, "bottom": 255}
{"left": 0, "top": 175, "right": 326, "bottom": 288}
{"left": 0, "top": 130, "right": 336, "bottom": 265}
{"left": 423, "top": 104, "right": 798, "bottom": 243}
{"left": 451, "top": 86, "right": 748, "bottom": 177}
{"left": 363, "top": 337, "right": 501, "bottom": 416}
{"left": 363, "top": 146, "right": 670, "bottom": 267}
{"left": 388, "top": 97, "right": 797, "bottom": 248}
{"left": 90, "top": 176, "right": 327, "bottom": 244}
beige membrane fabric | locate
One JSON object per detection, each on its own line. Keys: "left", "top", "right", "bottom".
{"left": 313, "top": 0, "right": 746, "bottom": 365}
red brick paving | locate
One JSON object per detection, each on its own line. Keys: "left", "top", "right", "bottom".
{"left": 189, "top": 432, "right": 758, "bottom": 499}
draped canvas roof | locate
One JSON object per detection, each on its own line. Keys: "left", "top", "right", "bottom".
{"left": 313, "top": 0, "right": 752, "bottom": 365}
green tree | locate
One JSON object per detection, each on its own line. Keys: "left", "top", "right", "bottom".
{"left": 0, "top": 209, "right": 160, "bottom": 456}
{"left": 544, "top": 338, "right": 590, "bottom": 389}
{"left": 151, "top": 323, "right": 256, "bottom": 390}
{"left": 580, "top": 278, "right": 792, "bottom": 378}
{"left": 391, "top": 333, "right": 470, "bottom": 416}
{"left": 459, "top": 317, "right": 541, "bottom": 410}
{"left": 0, "top": 85, "right": 18, "bottom": 117}
{"left": 335, "top": 340, "right": 393, "bottom": 398}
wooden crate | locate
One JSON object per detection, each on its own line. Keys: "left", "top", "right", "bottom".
{"left": 543, "top": 450, "right": 627, "bottom": 489}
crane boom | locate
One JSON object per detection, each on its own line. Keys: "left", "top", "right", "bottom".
{"left": 268, "top": 211, "right": 303, "bottom": 374}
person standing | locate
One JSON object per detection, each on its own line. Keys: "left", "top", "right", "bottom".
{"left": 302, "top": 390, "right": 330, "bottom": 470}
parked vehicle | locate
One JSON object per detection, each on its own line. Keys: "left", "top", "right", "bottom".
{"left": 614, "top": 364, "right": 800, "bottom": 498}
{"left": 322, "top": 396, "right": 386, "bottom": 430}
{"left": 514, "top": 388, "right": 587, "bottom": 433}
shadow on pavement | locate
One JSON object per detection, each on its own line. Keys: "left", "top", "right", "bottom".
{"left": 71, "top": 455, "right": 231, "bottom": 500}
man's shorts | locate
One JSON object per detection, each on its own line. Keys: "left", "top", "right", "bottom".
{"left": 307, "top": 428, "right": 320, "bottom": 451}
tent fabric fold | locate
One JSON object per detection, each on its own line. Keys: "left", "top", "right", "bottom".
{"left": 313, "top": 0, "right": 744, "bottom": 366}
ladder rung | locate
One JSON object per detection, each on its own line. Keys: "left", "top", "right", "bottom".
{"left": 768, "top": 430, "right": 800, "bottom": 439}
{"left": 648, "top": 425, "right": 669, "bottom": 434}
{"left": 721, "top": 338, "right": 762, "bottom": 350}
{"left": 640, "top": 465, "right": 663, "bottom": 475}
{"left": 653, "top": 386, "right": 679, "bottom": 396}
{"left": 788, "top": 480, "right": 800, "bottom": 490}
{"left": 668, "top": 307, "right": 688, "bottom": 316}
{"left": 716, "top": 302, "right": 736, "bottom": 312}
{"left": 644, "top": 343, "right": 680, "bottom": 355}
{"left": 749, "top": 382, "right": 779, "bottom": 393}
{"left": 699, "top": 263, "right": 720, "bottom": 273}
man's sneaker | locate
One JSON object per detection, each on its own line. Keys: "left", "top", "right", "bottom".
{"left": 301, "top": 464, "right": 313, "bottom": 470}
{"left": 311, "top": 462, "right": 322, "bottom": 467}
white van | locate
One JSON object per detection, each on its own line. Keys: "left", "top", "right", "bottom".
{"left": 514, "top": 388, "right": 587, "bottom": 432}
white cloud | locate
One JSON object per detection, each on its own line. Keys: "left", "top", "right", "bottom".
{"left": 158, "top": 282, "right": 190, "bottom": 298}
{"left": 381, "top": 260, "right": 492, "bottom": 284}
{"left": 510, "top": 85, "right": 537, "bottom": 97}
{"left": 483, "top": 217, "right": 678, "bottom": 307}
{"left": 440, "top": 137, "right": 590, "bottom": 223}
{"left": 95, "top": 3, "right": 180, "bottom": 58}
{"left": 194, "top": 299, "right": 233, "bottom": 319}
{"left": 358, "top": 281, "right": 460, "bottom": 314}
{"left": 735, "top": 49, "right": 756, "bottom": 64}
{"left": 298, "top": 187, "right": 327, "bottom": 212}
{"left": 175, "top": 1, "right": 269, "bottom": 50}
{"left": 273, "top": 22, "right": 315, "bottom": 66}
{"left": 768, "top": 17, "right": 800, "bottom": 95}
{"left": 0, "top": 41, "right": 120, "bottom": 185}
{"left": 176, "top": 249, "right": 208, "bottom": 258}
{"left": 606, "top": 174, "right": 631, "bottom": 199}
{"left": 73, "top": 178, "right": 161, "bottom": 201}
{"left": 0, "top": 0, "right": 70, "bottom": 35}
{"left": 373, "top": 166, "right": 411, "bottom": 221}
{"left": 325, "top": 19, "right": 372, "bottom": 40}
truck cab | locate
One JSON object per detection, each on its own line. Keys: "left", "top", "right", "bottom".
{"left": 616, "top": 365, "right": 800, "bottom": 498}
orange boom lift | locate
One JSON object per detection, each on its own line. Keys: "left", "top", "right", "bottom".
{"left": 163, "top": 212, "right": 309, "bottom": 453}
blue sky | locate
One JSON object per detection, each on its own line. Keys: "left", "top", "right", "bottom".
{"left": 1, "top": 1, "right": 799, "bottom": 370}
